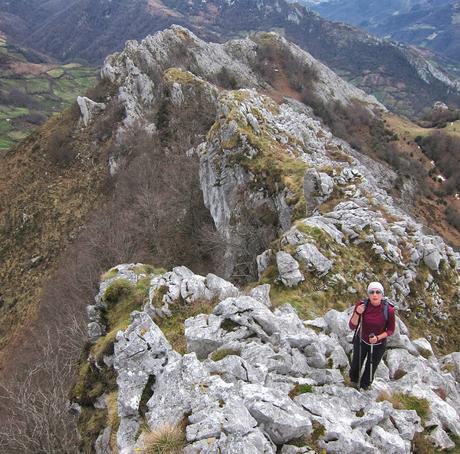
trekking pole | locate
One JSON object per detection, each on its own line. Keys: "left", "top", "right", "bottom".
{"left": 357, "top": 312, "right": 364, "bottom": 388}
{"left": 369, "top": 332, "right": 375, "bottom": 387}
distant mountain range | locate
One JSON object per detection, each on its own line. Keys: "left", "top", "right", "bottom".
{"left": 0, "top": 0, "right": 459, "bottom": 117}
{"left": 299, "top": 0, "right": 460, "bottom": 64}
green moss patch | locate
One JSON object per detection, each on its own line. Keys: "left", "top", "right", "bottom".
{"left": 150, "top": 285, "right": 168, "bottom": 309}
{"left": 289, "top": 383, "right": 314, "bottom": 399}
{"left": 211, "top": 348, "right": 241, "bottom": 362}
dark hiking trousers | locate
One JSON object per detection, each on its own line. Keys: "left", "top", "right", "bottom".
{"left": 349, "top": 336, "right": 386, "bottom": 388}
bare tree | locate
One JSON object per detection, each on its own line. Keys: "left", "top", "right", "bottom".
{"left": 0, "top": 327, "right": 84, "bottom": 454}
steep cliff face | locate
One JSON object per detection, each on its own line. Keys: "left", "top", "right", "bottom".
{"left": 63, "top": 26, "right": 460, "bottom": 454}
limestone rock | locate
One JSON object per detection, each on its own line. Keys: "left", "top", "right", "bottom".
{"left": 114, "top": 312, "right": 174, "bottom": 417}
{"left": 77, "top": 96, "right": 106, "bottom": 127}
{"left": 276, "top": 251, "right": 304, "bottom": 287}
{"left": 249, "top": 284, "right": 272, "bottom": 308}
{"left": 240, "top": 383, "right": 312, "bottom": 444}
{"left": 303, "top": 169, "right": 334, "bottom": 214}
{"left": 295, "top": 243, "right": 333, "bottom": 275}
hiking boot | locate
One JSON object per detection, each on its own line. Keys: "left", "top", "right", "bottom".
{"left": 349, "top": 381, "right": 358, "bottom": 389}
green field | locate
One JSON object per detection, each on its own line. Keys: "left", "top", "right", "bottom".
{"left": 0, "top": 40, "right": 98, "bottom": 151}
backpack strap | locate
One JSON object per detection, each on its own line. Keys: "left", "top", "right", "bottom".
{"left": 382, "top": 298, "right": 395, "bottom": 330}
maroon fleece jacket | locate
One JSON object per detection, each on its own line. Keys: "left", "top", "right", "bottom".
{"left": 349, "top": 300, "right": 396, "bottom": 343}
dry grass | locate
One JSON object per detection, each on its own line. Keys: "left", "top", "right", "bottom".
{"left": 0, "top": 108, "right": 108, "bottom": 372}
{"left": 142, "top": 423, "right": 186, "bottom": 454}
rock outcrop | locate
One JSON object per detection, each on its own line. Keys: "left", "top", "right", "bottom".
{"left": 76, "top": 265, "right": 460, "bottom": 453}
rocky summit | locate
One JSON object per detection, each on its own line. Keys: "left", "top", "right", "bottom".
{"left": 69, "top": 26, "right": 460, "bottom": 453}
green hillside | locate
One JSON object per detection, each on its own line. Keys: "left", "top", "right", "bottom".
{"left": 0, "top": 36, "right": 97, "bottom": 153}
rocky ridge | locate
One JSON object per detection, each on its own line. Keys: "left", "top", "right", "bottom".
{"left": 80, "top": 25, "right": 460, "bottom": 348}
{"left": 76, "top": 264, "right": 460, "bottom": 453}
{"left": 71, "top": 25, "right": 460, "bottom": 453}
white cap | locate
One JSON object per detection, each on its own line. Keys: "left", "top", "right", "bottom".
{"left": 367, "top": 281, "right": 384, "bottom": 294}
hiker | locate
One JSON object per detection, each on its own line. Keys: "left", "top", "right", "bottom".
{"left": 348, "top": 282, "right": 396, "bottom": 390}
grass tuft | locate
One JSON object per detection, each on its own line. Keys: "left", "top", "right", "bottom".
{"left": 377, "top": 391, "right": 430, "bottom": 422}
{"left": 142, "top": 423, "right": 186, "bottom": 454}
{"left": 289, "top": 383, "right": 314, "bottom": 399}
{"left": 156, "top": 299, "right": 216, "bottom": 354}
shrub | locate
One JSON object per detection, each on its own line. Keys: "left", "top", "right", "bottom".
{"left": 103, "top": 279, "right": 134, "bottom": 306}
{"left": 19, "top": 112, "right": 47, "bottom": 125}
{"left": 46, "top": 103, "right": 80, "bottom": 167}
{"left": 215, "top": 67, "right": 239, "bottom": 89}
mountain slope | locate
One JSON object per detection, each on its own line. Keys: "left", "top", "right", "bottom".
{"left": 0, "top": 0, "right": 459, "bottom": 117}
{"left": 304, "top": 0, "right": 460, "bottom": 63}
{"left": 0, "top": 25, "right": 459, "bottom": 452}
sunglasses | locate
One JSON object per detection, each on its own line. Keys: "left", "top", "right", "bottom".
{"left": 368, "top": 290, "right": 382, "bottom": 295}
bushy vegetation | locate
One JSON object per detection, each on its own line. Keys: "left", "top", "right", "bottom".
{"left": 419, "top": 106, "right": 460, "bottom": 129}
{"left": 416, "top": 131, "right": 460, "bottom": 194}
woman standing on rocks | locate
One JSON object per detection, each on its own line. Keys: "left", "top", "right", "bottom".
{"left": 348, "top": 282, "right": 396, "bottom": 390}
